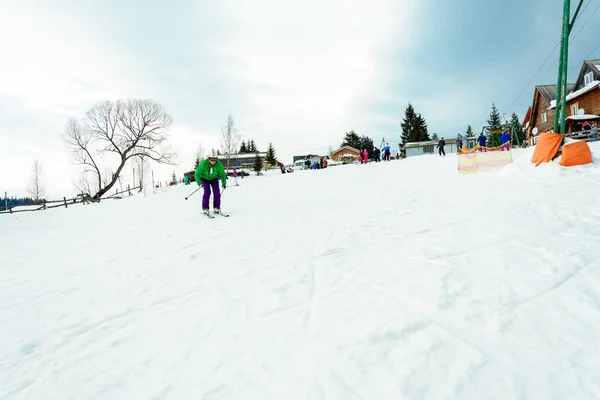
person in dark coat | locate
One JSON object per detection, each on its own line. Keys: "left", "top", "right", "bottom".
{"left": 437, "top": 137, "right": 446, "bottom": 156}
{"left": 373, "top": 147, "right": 381, "bottom": 162}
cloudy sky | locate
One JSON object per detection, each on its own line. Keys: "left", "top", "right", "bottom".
{"left": 1, "top": 0, "right": 599, "bottom": 197}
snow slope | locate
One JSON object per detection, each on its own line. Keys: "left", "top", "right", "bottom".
{"left": 2, "top": 147, "right": 600, "bottom": 399}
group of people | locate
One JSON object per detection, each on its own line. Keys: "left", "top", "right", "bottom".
{"left": 475, "top": 132, "right": 512, "bottom": 150}
{"left": 357, "top": 143, "right": 393, "bottom": 163}
{"left": 304, "top": 156, "right": 329, "bottom": 170}
{"left": 573, "top": 120, "right": 598, "bottom": 139}
{"left": 435, "top": 131, "right": 513, "bottom": 156}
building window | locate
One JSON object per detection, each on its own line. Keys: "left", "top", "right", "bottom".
{"left": 423, "top": 145, "right": 434, "bottom": 154}
{"left": 542, "top": 112, "right": 547, "bottom": 123}
{"left": 571, "top": 103, "right": 579, "bottom": 116}
{"left": 584, "top": 71, "right": 593, "bottom": 86}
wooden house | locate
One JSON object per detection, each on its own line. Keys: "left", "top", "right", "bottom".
{"left": 330, "top": 146, "right": 360, "bottom": 162}
{"left": 528, "top": 59, "right": 600, "bottom": 145}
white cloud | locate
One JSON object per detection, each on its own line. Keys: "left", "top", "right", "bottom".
{"left": 1, "top": 0, "right": 421, "bottom": 197}
{"left": 211, "top": 0, "right": 419, "bottom": 158}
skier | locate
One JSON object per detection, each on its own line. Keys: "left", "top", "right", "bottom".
{"left": 373, "top": 147, "right": 381, "bottom": 162}
{"left": 232, "top": 168, "right": 240, "bottom": 185}
{"left": 382, "top": 143, "right": 391, "bottom": 161}
{"left": 362, "top": 149, "right": 368, "bottom": 164}
{"left": 194, "top": 156, "right": 227, "bottom": 215}
{"left": 437, "top": 137, "right": 446, "bottom": 156}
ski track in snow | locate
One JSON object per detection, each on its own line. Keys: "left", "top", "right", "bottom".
{"left": 2, "top": 146, "right": 600, "bottom": 399}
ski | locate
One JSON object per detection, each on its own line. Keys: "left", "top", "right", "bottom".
{"left": 215, "top": 212, "right": 229, "bottom": 217}
{"left": 203, "top": 211, "right": 214, "bottom": 219}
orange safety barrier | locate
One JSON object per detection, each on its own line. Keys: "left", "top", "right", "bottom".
{"left": 531, "top": 132, "right": 563, "bottom": 166}
{"left": 560, "top": 140, "right": 593, "bottom": 167}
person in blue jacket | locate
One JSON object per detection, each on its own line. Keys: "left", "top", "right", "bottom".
{"left": 477, "top": 133, "right": 487, "bottom": 147}
{"left": 500, "top": 131, "right": 511, "bottom": 151}
{"left": 382, "top": 143, "right": 391, "bottom": 161}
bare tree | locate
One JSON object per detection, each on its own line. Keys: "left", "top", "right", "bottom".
{"left": 63, "top": 99, "right": 175, "bottom": 200}
{"left": 27, "top": 160, "right": 45, "bottom": 203}
{"left": 220, "top": 114, "right": 241, "bottom": 170}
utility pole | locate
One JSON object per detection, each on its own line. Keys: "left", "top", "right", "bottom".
{"left": 554, "top": 0, "right": 585, "bottom": 134}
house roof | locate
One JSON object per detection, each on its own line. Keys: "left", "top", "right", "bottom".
{"left": 549, "top": 80, "right": 600, "bottom": 109}
{"left": 573, "top": 59, "right": 600, "bottom": 89}
{"left": 405, "top": 138, "right": 457, "bottom": 148}
{"left": 535, "top": 84, "right": 576, "bottom": 103}
{"left": 331, "top": 145, "right": 359, "bottom": 155}
{"left": 522, "top": 106, "right": 532, "bottom": 127}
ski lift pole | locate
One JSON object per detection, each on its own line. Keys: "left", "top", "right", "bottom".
{"left": 554, "top": 0, "right": 585, "bottom": 135}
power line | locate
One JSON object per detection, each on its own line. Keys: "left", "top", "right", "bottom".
{"left": 508, "top": 0, "right": 595, "bottom": 111}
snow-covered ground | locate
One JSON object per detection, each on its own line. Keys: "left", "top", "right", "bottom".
{"left": 2, "top": 146, "right": 600, "bottom": 399}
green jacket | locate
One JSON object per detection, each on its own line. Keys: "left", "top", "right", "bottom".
{"left": 195, "top": 159, "right": 227, "bottom": 186}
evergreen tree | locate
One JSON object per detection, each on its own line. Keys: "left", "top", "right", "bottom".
{"left": 253, "top": 153, "right": 263, "bottom": 175}
{"left": 239, "top": 141, "right": 247, "bottom": 153}
{"left": 211, "top": 148, "right": 217, "bottom": 156}
{"left": 416, "top": 114, "right": 430, "bottom": 141}
{"left": 465, "top": 125, "right": 473, "bottom": 137}
{"left": 401, "top": 103, "right": 417, "bottom": 145}
{"left": 248, "top": 139, "right": 257, "bottom": 152}
{"left": 487, "top": 102, "right": 501, "bottom": 127}
{"left": 341, "top": 130, "right": 362, "bottom": 149}
{"left": 265, "top": 142, "right": 277, "bottom": 166}
{"left": 431, "top": 133, "right": 439, "bottom": 141}
{"left": 217, "top": 149, "right": 221, "bottom": 155}
{"left": 171, "top": 171, "right": 177, "bottom": 183}
{"left": 401, "top": 103, "right": 430, "bottom": 145}
{"left": 194, "top": 157, "right": 201, "bottom": 169}
{"left": 359, "top": 135, "right": 374, "bottom": 158}
{"left": 510, "top": 112, "right": 525, "bottom": 147}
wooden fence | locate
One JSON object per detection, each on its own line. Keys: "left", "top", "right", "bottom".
{"left": 0, "top": 185, "right": 140, "bottom": 216}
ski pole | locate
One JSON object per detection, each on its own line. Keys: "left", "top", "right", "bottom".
{"left": 185, "top": 186, "right": 201, "bottom": 200}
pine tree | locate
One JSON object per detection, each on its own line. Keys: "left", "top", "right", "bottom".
{"left": 416, "top": 114, "right": 430, "bottom": 141}
{"left": 171, "top": 171, "right": 177, "bottom": 183}
{"left": 253, "top": 153, "right": 263, "bottom": 175}
{"left": 265, "top": 142, "right": 277, "bottom": 166}
{"left": 194, "top": 157, "right": 201, "bottom": 169}
{"left": 211, "top": 148, "right": 217, "bottom": 156}
{"left": 359, "top": 135, "right": 374, "bottom": 158}
{"left": 401, "top": 103, "right": 418, "bottom": 145}
{"left": 341, "top": 130, "right": 362, "bottom": 149}
{"left": 248, "top": 139, "right": 257, "bottom": 152}
{"left": 239, "top": 141, "right": 247, "bottom": 153}
{"left": 487, "top": 102, "right": 501, "bottom": 127}
{"left": 401, "top": 103, "right": 430, "bottom": 145}
{"left": 431, "top": 133, "right": 439, "bottom": 141}
{"left": 465, "top": 125, "right": 473, "bottom": 137}
{"left": 510, "top": 112, "right": 525, "bottom": 147}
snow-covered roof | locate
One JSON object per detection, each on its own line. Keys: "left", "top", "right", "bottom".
{"left": 405, "top": 138, "right": 457, "bottom": 148}
{"left": 548, "top": 80, "right": 600, "bottom": 109}
{"left": 566, "top": 114, "right": 599, "bottom": 121}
